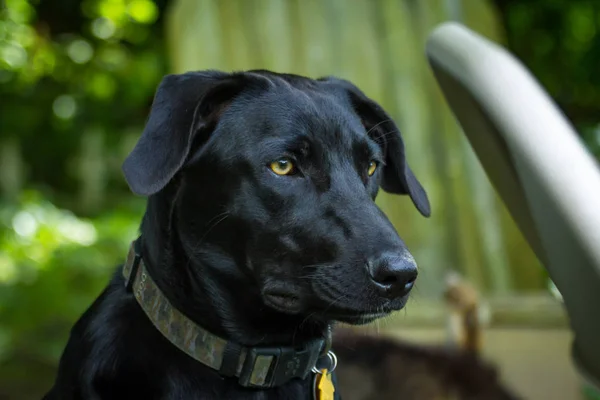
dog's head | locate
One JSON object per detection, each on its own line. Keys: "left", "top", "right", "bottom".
{"left": 123, "top": 70, "right": 430, "bottom": 325}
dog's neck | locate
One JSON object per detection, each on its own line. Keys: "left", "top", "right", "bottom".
{"left": 138, "top": 189, "right": 330, "bottom": 348}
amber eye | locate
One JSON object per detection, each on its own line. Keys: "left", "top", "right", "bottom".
{"left": 269, "top": 158, "right": 295, "bottom": 175}
{"left": 367, "top": 160, "right": 378, "bottom": 176}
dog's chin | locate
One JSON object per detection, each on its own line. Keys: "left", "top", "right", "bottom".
{"left": 332, "top": 311, "right": 391, "bottom": 325}
{"left": 314, "top": 296, "right": 408, "bottom": 325}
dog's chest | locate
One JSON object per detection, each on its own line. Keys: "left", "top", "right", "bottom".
{"left": 166, "top": 372, "right": 339, "bottom": 400}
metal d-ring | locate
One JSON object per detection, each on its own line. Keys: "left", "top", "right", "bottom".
{"left": 311, "top": 350, "right": 337, "bottom": 374}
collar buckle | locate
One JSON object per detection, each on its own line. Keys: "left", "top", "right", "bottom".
{"left": 238, "top": 340, "right": 324, "bottom": 388}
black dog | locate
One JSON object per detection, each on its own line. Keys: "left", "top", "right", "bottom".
{"left": 44, "top": 70, "right": 430, "bottom": 400}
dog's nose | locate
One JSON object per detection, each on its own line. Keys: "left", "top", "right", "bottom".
{"left": 367, "top": 253, "right": 418, "bottom": 298}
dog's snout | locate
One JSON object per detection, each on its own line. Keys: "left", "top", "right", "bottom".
{"left": 367, "top": 253, "right": 418, "bottom": 298}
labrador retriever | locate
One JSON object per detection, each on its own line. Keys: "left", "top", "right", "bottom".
{"left": 43, "top": 70, "right": 430, "bottom": 400}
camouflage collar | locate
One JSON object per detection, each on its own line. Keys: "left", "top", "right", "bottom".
{"left": 122, "top": 238, "right": 332, "bottom": 389}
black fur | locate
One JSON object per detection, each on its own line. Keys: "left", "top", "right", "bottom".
{"left": 44, "top": 70, "right": 430, "bottom": 400}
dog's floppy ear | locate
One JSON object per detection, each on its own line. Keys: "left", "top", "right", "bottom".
{"left": 122, "top": 71, "right": 247, "bottom": 196}
{"left": 320, "top": 77, "right": 431, "bottom": 217}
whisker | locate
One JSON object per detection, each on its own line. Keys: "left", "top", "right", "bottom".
{"left": 365, "top": 119, "right": 393, "bottom": 137}
{"left": 204, "top": 211, "right": 231, "bottom": 229}
{"left": 197, "top": 214, "right": 230, "bottom": 246}
{"left": 300, "top": 288, "right": 351, "bottom": 331}
{"left": 323, "top": 291, "right": 351, "bottom": 315}
{"left": 376, "top": 128, "right": 400, "bottom": 141}
{"left": 186, "top": 212, "right": 231, "bottom": 267}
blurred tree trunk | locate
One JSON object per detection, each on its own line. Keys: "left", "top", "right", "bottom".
{"left": 0, "top": 138, "right": 25, "bottom": 202}
{"left": 166, "top": 0, "right": 545, "bottom": 298}
{"left": 75, "top": 128, "right": 107, "bottom": 214}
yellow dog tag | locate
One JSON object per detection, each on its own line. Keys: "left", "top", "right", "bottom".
{"left": 313, "top": 368, "right": 335, "bottom": 400}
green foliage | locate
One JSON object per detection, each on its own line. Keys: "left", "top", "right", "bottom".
{"left": 0, "top": 191, "right": 143, "bottom": 398}
{"left": 581, "top": 125, "right": 600, "bottom": 160}
{"left": 583, "top": 383, "right": 600, "bottom": 400}
{"left": 497, "top": 0, "right": 600, "bottom": 140}
{"left": 0, "top": 0, "right": 166, "bottom": 206}
{"left": 0, "top": 1, "right": 162, "bottom": 396}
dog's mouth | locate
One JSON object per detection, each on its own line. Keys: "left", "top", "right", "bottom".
{"left": 263, "top": 292, "right": 393, "bottom": 324}
{"left": 262, "top": 291, "right": 304, "bottom": 314}
{"left": 260, "top": 278, "right": 409, "bottom": 324}
{"left": 313, "top": 291, "right": 410, "bottom": 325}
{"left": 307, "top": 280, "right": 409, "bottom": 324}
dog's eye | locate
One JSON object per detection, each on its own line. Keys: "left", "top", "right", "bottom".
{"left": 367, "top": 160, "right": 378, "bottom": 176}
{"left": 269, "top": 158, "right": 296, "bottom": 176}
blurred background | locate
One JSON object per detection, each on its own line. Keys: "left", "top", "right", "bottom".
{"left": 1, "top": 0, "right": 599, "bottom": 399}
